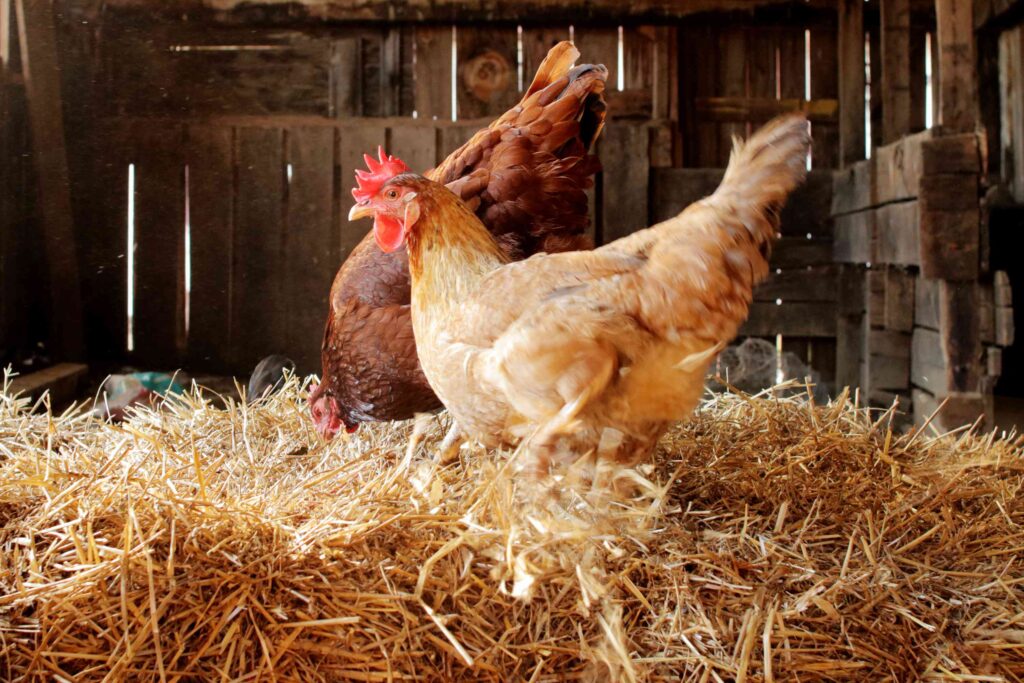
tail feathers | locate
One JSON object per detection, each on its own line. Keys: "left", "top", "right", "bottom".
{"left": 713, "top": 113, "right": 811, "bottom": 247}
{"left": 525, "top": 41, "right": 579, "bottom": 97}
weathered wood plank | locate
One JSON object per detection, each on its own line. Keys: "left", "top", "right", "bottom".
{"left": 695, "top": 96, "right": 839, "bottom": 124}
{"left": 884, "top": 267, "right": 915, "bottom": 331}
{"left": 600, "top": 124, "right": 649, "bottom": 243}
{"left": 9, "top": 362, "right": 88, "bottom": 407}
{"left": 15, "top": 0, "right": 83, "bottom": 359}
{"left": 839, "top": 0, "right": 866, "bottom": 166}
{"left": 810, "top": 23, "right": 840, "bottom": 169}
{"left": 741, "top": 302, "right": 837, "bottom": 337}
{"left": 999, "top": 27, "right": 1024, "bottom": 200}
{"left": 915, "top": 277, "right": 940, "bottom": 330}
{"left": 875, "top": 200, "right": 920, "bottom": 266}
{"left": 836, "top": 312, "right": 865, "bottom": 390}
{"left": 922, "top": 132, "right": 982, "bottom": 175}
{"left": 233, "top": 126, "right": 286, "bottom": 371}
{"left": 716, "top": 27, "right": 747, "bottom": 167}
{"left": 832, "top": 159, "right": 876, "bottom": 214}
{"left": 866, "top": 268, "right": 886, "bottom": 328}
{"left": 389, "top": 124, "right": 438, "bottom": 176}
{"left": 78, "top": 121, "right": 129, "bottom": 361}
{"left": 834, "top": 210, "right": 875, "bottom": 264}
{"left": 935, "top": 0, "right": 978, "bottom": 132}
{"left": 918, "top": 208, "right": 980, "bottom": 280}
{"left": 881, "top": 0, "right": 912, "bottom": 143}
{"left": 131, "top": 122, "right": 186, "bottom": 366}
{"left": 754, "top": 266, "right": 838, "bottom": 303}
{"left": 771, "top": 239, "right": 833, "bottom": 269}
{"left": 414, "top": 26, "right": 453, "bottom": 121}
{"left": 874, "top": 129, "right": 930, "bottom": 204}
{"left": 456, "top": 26, "right": 518, "bottom": 121}
{"left": 286, "top": 126, "right": 337, "bottom": 375}
{"left": 185, "top": 125, "right": 234, "bottom": 370}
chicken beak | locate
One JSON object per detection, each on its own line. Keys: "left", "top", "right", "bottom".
{"left": 348, "top": 202, "right": 373, "bottom": 222}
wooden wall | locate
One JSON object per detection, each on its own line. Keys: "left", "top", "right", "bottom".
{"left": 40, "top": 4, "right": 846, "bottom": 385}
{"left": 0, "top": 3, "right": 48, "bottom": 371}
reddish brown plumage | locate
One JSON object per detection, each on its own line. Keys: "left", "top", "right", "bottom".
{"left": 310, "top": 42, "right": 607, "bottom": 437}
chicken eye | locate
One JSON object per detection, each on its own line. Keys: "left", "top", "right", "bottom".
{"left": 386, "top": 189, "right": 399, "bottom": 200}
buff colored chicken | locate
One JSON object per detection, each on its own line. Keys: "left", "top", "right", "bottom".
{"left": 348, "top": 114, "right": 810, "bottom": 473}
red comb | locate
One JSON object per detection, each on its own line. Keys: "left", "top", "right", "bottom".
{"left": 352, "top": 146, "right": 409, "bottom": 203}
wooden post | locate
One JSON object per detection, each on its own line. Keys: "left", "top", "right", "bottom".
{"left": 15, "top": 0, "right": 83, "bottom": 359}
{"left": 881, "top": 0, "right": 911, "bottom": 143}
{"left": 935, "top": 0, "right": 977, "bottom": 133}
{"left": 839, "top": 0, "right": 866, "bottom": 166}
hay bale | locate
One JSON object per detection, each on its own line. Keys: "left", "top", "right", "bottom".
{"left": 1, "top": 370, "right": 1023, "bottom": 681}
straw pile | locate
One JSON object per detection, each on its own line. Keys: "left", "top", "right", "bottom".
{"left": 1, "top": 371, "right": 1023, "bottom": 682}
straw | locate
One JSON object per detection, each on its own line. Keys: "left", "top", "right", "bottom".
{"left": 1, "top": 369, "right": 1023, "bottom": 681}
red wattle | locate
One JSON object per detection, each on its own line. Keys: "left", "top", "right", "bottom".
{"left": 374, "top": 214, "right": 405, "bottom": 253}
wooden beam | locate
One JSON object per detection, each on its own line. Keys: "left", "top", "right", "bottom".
{"left": 935, "top": 0, "right": 978, "bottom": 132}
{"left": 15, "top": 0, "right": 84, "bottom": 359}
{"left": 881, "top": 0, "right": 912, "bottom": 143}
{"left": 695, "top": 96, "right": 839, "bottom": 124}
{"left": 90, "top": 0, "right": 839, "bottom": 22}
{"left": 839, "top": 0, "right": 866, "bottom": 166}
{"left": 9, "top": 362, "right": 88, "bottom": 407}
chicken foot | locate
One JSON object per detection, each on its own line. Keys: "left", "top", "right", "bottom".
{"left": 436, "top": 421, "right": 463, "bottom": 464}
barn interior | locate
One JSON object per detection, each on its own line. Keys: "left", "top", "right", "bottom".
{"left": 0, "top": 0, "right": 1011, "bottom": 427}
{"left": 5, "top": 2, "right": 1024, "bottom": 679}
{"left": 4, "top": 0, "right": 1021, "bottom": 432}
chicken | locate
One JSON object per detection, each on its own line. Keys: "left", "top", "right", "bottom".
{"left": 346, "top": 114, "right": 810, "bottom": 472}
{"left": 309, "top": 42, "right": 607, "bottom": 439}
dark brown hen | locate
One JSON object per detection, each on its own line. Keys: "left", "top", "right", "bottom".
{"left": 310, "top": 42, "right": 607, "bottom": 438}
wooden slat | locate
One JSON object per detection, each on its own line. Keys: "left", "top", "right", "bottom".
{"left": 717, "top": 27, "right": 747, "bottom": 167}
{"left": 869, "top": 22, "right": 883, "bottom": 150}
{"left": 778, "top": 27, "right": 806, "bottom": 100}
{"left": 414, "top": 26, "right": 453, "bottom": 121}
{"left": 881, "top": 0, "right": 912, "bottom": 143}
{"left": 741, "top": 302, "right": 837, "bottom": 337}
{"left": 999, "top": 26, "right": 1024, "bottom": 201}
{"left": 754, "top": 266, "right": 838, "bottom": 302}
{"left": 909, "top": 25, "right": 927, "bottom": 133}
{"left": 832, "top": 158, "right": 876, "bottom": 215}
{"left": 874, "top": 129, "right": 931, "bottom": 204}
{"left": 78, "top": 121, "right": 128, "bottom": 361}
{"left": 599, "top": 123, "right": 649, "bottom": 243}
{"left": 695, "top": 96, "right": 838, "bottom": 124}
{"left": 875, "top": 201, "right": 921, "bottom": 266}
{"left": 389, "top": 124, "right": 438, "bottom": 176}
{"left": 186, "top": 125, "right": 234, "bottom": 370}
{"left": 456, "top": 26, "right": 518, "bottom": 120}
{"left": 833, "top": 210, "right": 875, "bottom": 264}
{"left": 131, "top": 122, "right": 186, "bottom": 366}
{"left": 883, "top": 267, "right": 915, "bottom": 331}
{"left": 339, "top": 122, "right": 388, "bottom": 261}
{"left": 15, "top": 0, "right": 83, "bottom": 359}
{"left": 839, "top": 0, "right": 866, "bottom": 166}
{"left": 935, "top": 0, "right": 977, "bottom": 133}
{"left": 233, "top": 126, "right": 286, "bottom": 371}
{"left": 286, "top": 127, "right": 337, "bottom": 375}
{"left": 771, "top": 238, "right": 832, "bottom": 269}
{"left": 810, "top": 23, "right": 840, "bottom": 169}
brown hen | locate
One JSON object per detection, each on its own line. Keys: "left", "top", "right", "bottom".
{"left": 310, "top": 41, "right": 607, "bottom": 438}
{"left": 348, "top": 114, "right": 810, "bottom": 473}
